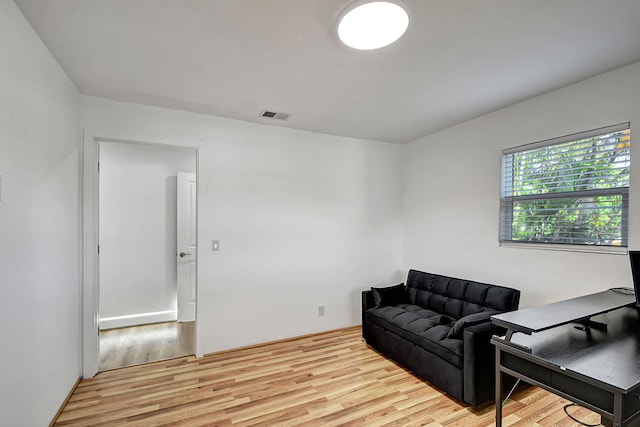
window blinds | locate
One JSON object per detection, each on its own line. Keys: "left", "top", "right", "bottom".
{"left": 500, "top": 123, "right": 630, "bottom": 247}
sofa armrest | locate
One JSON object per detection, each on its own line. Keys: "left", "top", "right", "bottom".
{"left": 462, "top": 321, "right": 502, "bottom": 408}
{"left": 362, "top": 290, "right": 375, "bottom": 311}
{"left": 362, "top": 290, "right": 375, "bottom": 336}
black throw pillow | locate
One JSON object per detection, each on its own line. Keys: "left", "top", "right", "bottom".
{"left": 371, "top": 283, "right": 408, "bottom": 307}
{"left": 446, "top": 310, "right": 499, "bottom": 339}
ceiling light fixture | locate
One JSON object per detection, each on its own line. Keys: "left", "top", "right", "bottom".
{"left": 337, "top": 0, "right": 409, "bottom": 50}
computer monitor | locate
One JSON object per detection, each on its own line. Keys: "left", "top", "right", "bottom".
{"left": 630, "top": 250, "right": 640, "bottom": 306}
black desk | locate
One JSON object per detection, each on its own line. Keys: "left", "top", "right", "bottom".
{"left": 491, "top": 290, "right": 640, "bottom": 427}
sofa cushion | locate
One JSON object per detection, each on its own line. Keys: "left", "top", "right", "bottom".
{"left": 366, "top": 304, "right": 463, "bottom": 367}
{"left": 406, "top": 270, "right": 519, "bottom": 319}
{"left": 446, "top": 310, "right": 499, "bottom": 339}
{"left": 371, "top": 283, "right": 408, "bottom": 307}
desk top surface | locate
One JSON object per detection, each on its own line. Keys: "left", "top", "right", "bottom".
{"left": 492, "top": 289, "right": 636, "bottom": 334}
{"left": 494, "top": 305, "right": 640, "bottom": 393}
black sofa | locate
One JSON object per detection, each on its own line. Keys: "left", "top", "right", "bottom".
{"left": 362, "top": 269, "right": 520, "bottom": 407}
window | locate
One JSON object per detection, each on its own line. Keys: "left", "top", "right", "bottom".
{"left": 500, "top": 123, "right": 630, "bottom": 248}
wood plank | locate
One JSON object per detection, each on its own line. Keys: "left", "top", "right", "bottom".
{"left": 54, "top": 327, "right": 598, "bottom": 426}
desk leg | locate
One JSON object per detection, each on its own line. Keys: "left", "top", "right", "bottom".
{"left": 495, "top": 346, "right": 503, "bottom": 427}
{"left": 613, "top": 392, "right": 622, "bottom": 427}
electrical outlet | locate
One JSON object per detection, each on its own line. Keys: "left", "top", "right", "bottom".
{"left": 318, "top": 305, "right": 325, "bottom": 317}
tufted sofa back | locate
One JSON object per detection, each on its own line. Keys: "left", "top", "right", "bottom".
{"left": 406, "top": 269, "right": 520, "bottom": 319}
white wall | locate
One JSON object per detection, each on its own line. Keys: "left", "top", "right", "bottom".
{"left": 99, "top": 141, "right": 196, "bottom": 329}
{"left": 82, "top": 96, "right": 404, "bottom": 355}
{"left": 404, "top": 61, "right": 640, "bottom": 308}
{"left": 0, "top": 1, "right": 81, "bottom": 425}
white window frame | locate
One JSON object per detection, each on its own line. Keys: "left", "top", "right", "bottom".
{"left": 499, "top": 123, "right": 630, "bottom": 253}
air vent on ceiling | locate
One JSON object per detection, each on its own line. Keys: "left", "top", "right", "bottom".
{"left": 260, "top": 110, "right": 292, "bottom": 121}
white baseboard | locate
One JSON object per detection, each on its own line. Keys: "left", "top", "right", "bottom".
{"left": 99, "top": 310, "right": 177, "bottom": 330}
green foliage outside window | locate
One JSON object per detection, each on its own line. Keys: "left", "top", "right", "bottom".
{"left": 501, "top": 127, "right": 630, "bottom": 246}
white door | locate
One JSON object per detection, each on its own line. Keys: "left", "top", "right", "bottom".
{"left": 177, "top": 172, "right": 197, "bottom": 322}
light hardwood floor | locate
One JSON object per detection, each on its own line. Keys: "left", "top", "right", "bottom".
{"left": 100, "top": 321, "right": 195, "bottom": 371}
{"left": 56, "top": 327, "right": 600, "bottom": 426}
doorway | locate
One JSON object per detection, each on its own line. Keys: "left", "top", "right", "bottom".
{"left": 97, "top": 140, "right": 197, "bottom": 371}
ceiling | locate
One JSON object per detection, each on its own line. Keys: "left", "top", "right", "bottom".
{"left": 14, "top": 0, "right": 640, "bottom": 143}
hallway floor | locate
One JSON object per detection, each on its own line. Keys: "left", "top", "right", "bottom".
{"left": 99, "top": 321, "right": 195, "bottom": 371}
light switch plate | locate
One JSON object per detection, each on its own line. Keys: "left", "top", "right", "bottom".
{"left": 212, "top": 240, "right": 220, "bottom": 251}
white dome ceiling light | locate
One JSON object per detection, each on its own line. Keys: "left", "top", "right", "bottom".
{"left": 337, "top": 1, "right": 410, "bottom": 50}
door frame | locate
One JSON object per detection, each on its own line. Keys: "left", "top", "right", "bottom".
{"left": 82, "top": 131, "right": 200, "bottom": 378}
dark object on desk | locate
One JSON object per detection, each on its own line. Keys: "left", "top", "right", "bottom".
{"left": 362, "top": 269, "right": 520, "bottom": 408}
{"left": 629, "top": 250, "right": 640, "bottom": 306}
{"left": 492, "top": 291, "right": 640, "bottom": 427}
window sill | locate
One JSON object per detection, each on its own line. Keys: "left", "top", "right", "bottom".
{"left": 500, "top": 241, "right": 628, "bottom": 255}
